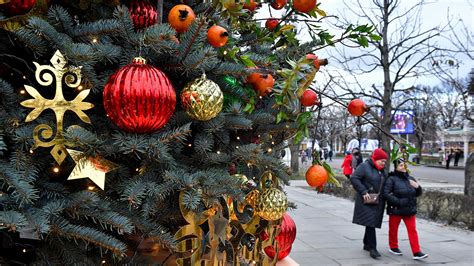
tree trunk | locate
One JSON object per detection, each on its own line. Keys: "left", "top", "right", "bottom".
{"left": 289, "top": 143, "right": 300, "bottom": 176}
{"left": 465, "top": 153, "right": 474, "bottom": 196}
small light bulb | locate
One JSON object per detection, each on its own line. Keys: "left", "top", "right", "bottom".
{"left": 102, "top": 260, "right": 106, "bottom": 264}
{"left": 92, "top": 38, "right": 98, "bottom": 43}
{"left": 267, "top": 148, "right": 273, "bottom": 153}
{"left": 53, "top": 167, "right": 59, "bottom": 173}
{"left": 135, "top": 168, "right": 139, "bottom": 172}
{"left": 236, "top": 136, "right": 240, "bottom": 140}
{"left": 188, "top": 143, "right": 192, "bottom": 147}
{"left": 29, "top": 149, "right": 34, "bottom": 154}
{"left": 259, "top": 96, "right": 263, "bottom": 99}
{"left": 20, "top": 89, "right": 26, "bottom": 94}
{"left": 223, "top": 50, "right": 228, "bottom": 55}
{"left": 88, "top": 186, "right": 95, "bottom": 191}
{"left": 22, "top": 75, "right": 26, "bottom": 79}
{"left": 78, "top": 85, "right": 83, "bottom": 90}
{"left": 271, "top": 141, "right": 275, "bottom": 145}
{"left": 216, "top": 151, "right": 221, "bottom": 154}
{"left": 235, "top": 146, "right": 239, "bottom": 149}
{"left": 22, "top": 249, "right": 27, "bottom": 253}
{"left": 247, "top": 162, "right": 252, "bottom": 167}
{"left": 258, "top": 135, "right": 261, "bottom": 138}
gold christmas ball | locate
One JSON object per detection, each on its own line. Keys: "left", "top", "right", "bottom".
{"left": 180, "top": 74, "right": 223, "bottom": 121}
{"left": 255, "top": 188, "right": 288, "bottom": 221}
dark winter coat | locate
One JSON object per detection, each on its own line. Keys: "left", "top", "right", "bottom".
{"left": 383, "top": 171, "right": 422, "bottom": 216}
{"left": 350, "top": 159, "right": 386, "bottom": 228}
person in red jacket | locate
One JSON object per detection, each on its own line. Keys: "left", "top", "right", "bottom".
{"left": 341, "top": 151, "right": 353, "bottom": 178}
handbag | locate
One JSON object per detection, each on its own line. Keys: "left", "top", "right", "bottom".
{"left": 363, "top": 175, "right": 384, "bottom": 205}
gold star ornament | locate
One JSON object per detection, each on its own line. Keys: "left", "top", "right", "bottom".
{"left": 67, "top": 149, "right": 118, "bottom": 190}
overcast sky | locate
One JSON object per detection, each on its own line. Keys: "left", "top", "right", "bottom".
{"left": 257, "top": 0, "right": 473, "bottom": 91}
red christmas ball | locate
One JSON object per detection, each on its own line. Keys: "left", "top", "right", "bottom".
{"left": 129, "top": 0, "right": 157, "bottom": 29}
{"left": 348, "top": 98, "right": 367, "bottom": 116}
{"left": 260, "top": 213, "right": 297, "bottom": 260}
{"left": 103, "top": 57, "right": 176, "bottom": 133}
{"left": 2, "top": 0, "right": 36, "bottom": 16}
{"left": 265, "top": 245, "right": 292, "bottom": 261}
{"left": 300, "top": 89, "right": 318, "bottom": 107}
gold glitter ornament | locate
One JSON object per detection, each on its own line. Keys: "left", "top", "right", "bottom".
{"left": 180, "top": 73, "right": 223, "bottom": 121}
{"left": 255, "top": 188, "right": 288, "bottom": 221}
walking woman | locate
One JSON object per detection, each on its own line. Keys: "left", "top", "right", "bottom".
{"left": 341, "top": 151, "right": 353, "bottom": 178}
{"left": 384, "top": 158, "right": 428, "bottom": 260}
{"left": 350, "top": 148, "right": 388, "bottom": 259}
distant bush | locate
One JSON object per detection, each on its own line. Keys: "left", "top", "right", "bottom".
{"left": 321, "top": 175, "right": 474, "bottom": 230}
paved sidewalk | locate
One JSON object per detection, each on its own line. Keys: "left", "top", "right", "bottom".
{"left": 287, "top": 180, "right": 473, "bottom": 265}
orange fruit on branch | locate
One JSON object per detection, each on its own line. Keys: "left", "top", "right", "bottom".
{"left": 265, "top": 19, "right": 279, "bottom": 31}
{"left": 293, "top": 0, "right": 317, "bottom": 13}
{"left": 168, "top": 4, "right": 196, "bottom": 33}
{"left": 300, "top": 89, "right": 318, "bottom": 107}
{"left": 207, "top": 25, "right": 229, "bottom": 47}
{"left": 305, "top": 164, "right": 328, "bottom": 187}
{"left": 348, "top": 99, "right": 368, "bottom": 116}
{"left": 271, "top": 0, "right": 287, "bottom": 10}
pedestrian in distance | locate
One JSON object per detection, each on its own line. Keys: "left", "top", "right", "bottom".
{"left": 341, "top": 151, "right": 353, "bottom": 179}
{"left": 454, "top": 148, "right": 462, "bottom": 167}
{"left": 351, "top": 147, "right": 363, "bottom": 172}
{"left": 384, "top": 158, "right": 428, "bottom": 260}
{"left": 328, "top": 149, "right": 333, "bottom": 161}
{"left": 445, "top": 149, "right": 453, "bottom": 169}
{"left": 350, "top": 148, "right": 388, "bottom": 259}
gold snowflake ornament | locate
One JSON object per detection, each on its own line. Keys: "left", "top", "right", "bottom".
{"left": 21, "top": 50, "right": 94, "bottom": 165}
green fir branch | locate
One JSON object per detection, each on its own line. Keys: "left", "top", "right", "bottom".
{"left": 0, "top": 210, "right": 28, "bottom": 230}
{"left": 52, "top": 219, "right": 127, "bottom": 256}
{"left": 179, "top": 16, "right": 208, "bottom": 60}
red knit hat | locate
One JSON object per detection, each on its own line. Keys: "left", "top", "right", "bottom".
{"left": 371, "top": 148, "right": 388, "bottom": 161}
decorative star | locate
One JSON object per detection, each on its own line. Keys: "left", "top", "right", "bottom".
{"left": 66, "top": 149, "right": 118, "bottom": 190}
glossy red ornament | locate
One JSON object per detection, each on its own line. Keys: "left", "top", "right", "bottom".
{"left": 348, "top": 98, "right": 367, "bottom": 116}
{"left": 260, "top": 213, "right": 297, "bottom": 260}
{"left": 103, "top": 57, "right": 176, "bottom": 133}
{"left": 129, "top": 0, "right": 157, "bottom": 29}
{"left": 2, "top": 0, "right": 36, "bottom": 15}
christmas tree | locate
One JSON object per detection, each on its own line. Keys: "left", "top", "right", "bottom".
{"left": 0, "top": 0, "right": 376, "bottom": 264}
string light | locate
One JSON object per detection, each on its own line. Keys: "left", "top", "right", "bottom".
{"left": 247, "top": 162, "right": 252, "bottom": 167}
{"left": 22, "top": 75, "right": 26, "bottom": 79}
{"left": 102, "top": 260, "right": 106, "bottom": 264}
{"left": 236, "top": 136, "right": 240, "bottom": 140}
{"left": 78, "top": 85, "right": 83, "bottom": 91}
{"left": 188, "top": 143, "right": 192, "bottom": 147}
{"left": 53, "top": 167, "right": 59, "bottom": 173}
{"left": 88, "top": 186, "right": 95, "bottom": 191}
{"left": 92, "top": 38, "right": 98, "bottom": 43}
{"left": 20, "top": 89, "right": 26, "bottom": 94}
{"left": 259, "top": 96, "right": 263, "bottom": 99}
{"left": 135, "top": 168, "right": 139, "bottom": 172}
{"left": 216, "top": 151, "right": 221, "bottom": 154}
{"left": 29, "top": 149, "right": 34, "bottom": 154}
{"left": 223, "top": 50, "right": 228, "bottom": 55}
{"left": 267, "top": 148, "right": 273, "bottom": 153}
{"left": 22, "top": 249, "right": 27, "bottom": 253}
{"left": 235, "top": 146, "right": 239, "bottom": 149}
{"left": 271, "top": 141, "right": 275, "bottom": 145}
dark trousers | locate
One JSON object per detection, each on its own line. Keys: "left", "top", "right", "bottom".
{"left": 363, "top": 226, "right": 377, "bottom": 250}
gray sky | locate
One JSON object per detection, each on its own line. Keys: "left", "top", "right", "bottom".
{"left": 257, "top": 0, "right": 473, "bottom": 90}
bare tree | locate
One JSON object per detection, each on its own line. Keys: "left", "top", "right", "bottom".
{"left": 326, "top": 0, "right": 453, "bottom": 163}
{"left": 410, "top": 86, "right": 441, "bottom": 158}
